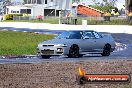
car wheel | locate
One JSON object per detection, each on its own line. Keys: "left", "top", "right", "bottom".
{"left": 101, "top": 44, "right": 111, "bottom": 56}
{"left": 68, "top": 44, "right": 80, "bottom": 58}
{"left": 41, "top": 55, "right": 51, "bottom": 59}
{"left": 79, "top": 54, "right": 83, "bottom": 57}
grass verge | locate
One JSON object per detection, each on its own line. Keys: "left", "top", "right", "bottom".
{"left": 0, "top": 30, "right": 55, "bottom": 56}
{"left": 3, "top": 17, "right": 59, "bottom": 24}
{"left": 3, "top": 17, "right": 132, "bottom": 25}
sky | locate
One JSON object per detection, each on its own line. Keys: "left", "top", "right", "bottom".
{"left": 11, "top": 0, "right": 125, "bottom": 4}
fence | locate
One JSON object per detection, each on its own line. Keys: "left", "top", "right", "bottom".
{"left": 13, "top": 15, "right": 127, "bottom": 20}
{"left": 13, "top": 16, "right": 60, "bottom": 20}
{"left": 12, "top": 15, "right": 131, "bottom": 25}
{"left": 13, "top": 16, "right": 37, "bottom": 20}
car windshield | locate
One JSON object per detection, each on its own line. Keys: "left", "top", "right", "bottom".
{"left": 56, "top": 31, "right": 82, "bottom": 39}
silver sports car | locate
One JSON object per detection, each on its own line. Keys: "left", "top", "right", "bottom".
{"left": 37, "top": 30, "right": 115, "bottom": 59}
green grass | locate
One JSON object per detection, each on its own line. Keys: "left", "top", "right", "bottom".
{"left": 3, "top": 17, "right": 132, "bottom": 25}
{"left": 77, "top": 18, "right": 132, "bottom": 25}
{"left": 4, "top": 17, "right": 59, "bottom": 24}
{"left": 0, "top": 31, "right": 55, "bottom": 56}
{"left": 123, "top": 85, "right": 132, "bottom": 88}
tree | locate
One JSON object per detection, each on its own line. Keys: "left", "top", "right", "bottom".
{"left": 103, "top": 0, "right": 118, "bottom": 6}
{"left": 0, "top": 0, "right": 11, "bottom": 14}
{"left": 91, "top": 0, "right": 101, "bottom": 6}
{"left": 91, "top": 5, "right": 115, "bottom": 12}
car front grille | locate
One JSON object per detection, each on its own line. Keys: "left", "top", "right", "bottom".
{"left": 41, "top": 50, "right": 54, "bottom": 55}
{"left": 43, "top": 45, "right": 54, "bottom": 47}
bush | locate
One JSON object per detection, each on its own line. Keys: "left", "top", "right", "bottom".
{"left": 90, "top": 5, "right": 115, "bottom": 12}
{"left": 5, "top": 14, "right": 23, "bottom": 20}
{"left": 87, "top": 19, "right": 132, "bottom": 25}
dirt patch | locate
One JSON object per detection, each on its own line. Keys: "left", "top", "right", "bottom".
{"left": 0, "top": 60, "right": 132, "bottom": 88}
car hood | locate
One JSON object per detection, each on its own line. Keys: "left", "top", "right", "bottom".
{"left": 39, "top": 39, "right": 71, "bottom": 45}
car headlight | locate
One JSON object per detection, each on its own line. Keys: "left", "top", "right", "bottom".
{"left": 57, "top": 48, "right": 63, "bottom": 52}
{"left": 54, "top": 44, "right": 67, "bottom": 47}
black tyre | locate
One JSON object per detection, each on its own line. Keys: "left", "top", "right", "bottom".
{"left": 101, "top": 44, "right": 111, "bottom": 56}
{"left": 79, "top": 54, "right": 83, "bottom": 57}
{"left": 68, "top": 44, "right": 80, "bottom": 58}
{"left": 41, "top": 55, "right": 51, "bottom": 59}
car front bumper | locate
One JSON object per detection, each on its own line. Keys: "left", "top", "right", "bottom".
{"left": 111, "top": 47, "right": 115, "bottom": 52}
{"left": 37, "top": 46, "right": 69, "bottom": 56}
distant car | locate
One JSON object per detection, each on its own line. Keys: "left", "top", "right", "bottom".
{"left": 37, "top": 30, "right": 115, "bottom": 59}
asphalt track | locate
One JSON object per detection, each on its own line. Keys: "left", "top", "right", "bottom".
{"left": 0, "top": 30, "right": 132, "bottom": 64}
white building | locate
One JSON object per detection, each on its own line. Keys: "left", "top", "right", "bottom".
{"left": 6, "top": 0, "right": 78, "bottom": 17}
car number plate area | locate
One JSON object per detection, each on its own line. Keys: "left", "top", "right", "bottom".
{"left": 41, "top": 50, "right": 54, "bottom": 55}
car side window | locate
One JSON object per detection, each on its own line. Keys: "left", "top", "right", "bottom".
{"left": 83, "top": 32, "right": 95, "bottom": 39}
{"left": 69, "top": 32, "right": 82, "bottom": 39}
{"left": 93, "top": 32, "right": 102, "bottom": 39}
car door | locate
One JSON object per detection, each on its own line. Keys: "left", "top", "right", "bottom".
{"left": 92, "top": 31, "right": 105, "bottom": 52}
{"left": 81, "top": 31, "right": 97, "bottom": 52}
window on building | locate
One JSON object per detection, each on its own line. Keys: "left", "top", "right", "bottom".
{"left": 51, "top": 0, "right": 53, "bottom": 2}
{"left": 23, "top": 0, "right": 27, "bottom": 4}
{"left": 27, "top": 9, "right": 31, "bottom": 14}
{"left": 20, "top": 9, "right": 26, "bottom": 14}
{"left": 45, "top": 0, "right": 47, "bottom": 4}
{"left": 6, "top": 8, "right": 9, "bottom": 14}
{"left": 32, "top": 0, "right": 36, "bottom": 4}
{"left": 13, "top": 11, "right": 16, "bottom": 13}
{"left": 24, "top": 0, "right": 43, "bottom": 4}
{"left": 11, "top": 10, "right": 17, "bottom": 13}
{"left": 27, "top": 0, "right": 31, "bottom": 4}
{"left": 11, "top": 10, "right": 13, "bottom": 13}
{"left": 20, "top": 9, "right": 31, "bottom": 14}
{"left": 37, "top": 0, "right": 42, "bottom": 4}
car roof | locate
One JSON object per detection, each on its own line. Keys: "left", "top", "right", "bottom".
{"left": 66, "top": 30, "right": 95, "bottom": 32}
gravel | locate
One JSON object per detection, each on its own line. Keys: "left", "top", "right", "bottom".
{"left": 0, "top": 60, "right": 132, "bottom": 88}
